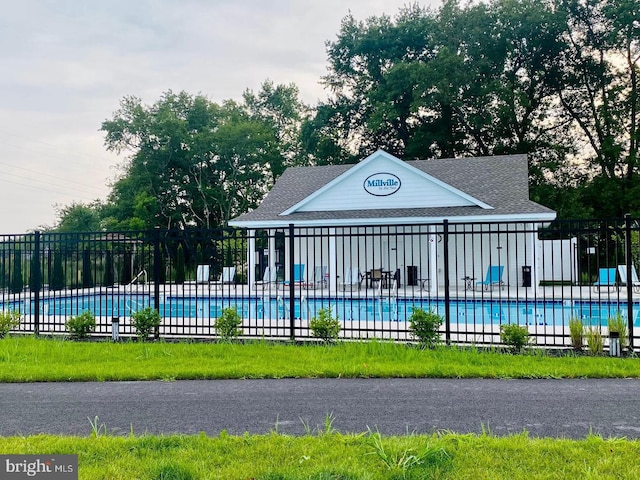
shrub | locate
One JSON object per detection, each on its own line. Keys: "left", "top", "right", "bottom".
{"left": 607, "top": 313, "right": 628, "bottom": 350}
{"left": 310, "top": 308, "right": 341, "bottom": 342}
{"left": 214, "top": 307, "right": 243, "bottom": 340}
{"left": 10, "top": 250, "right": 23, "bottom": 294}
{"left": 586, "top": 327, "right": 604, "bottom": 355}
{"left": 0, "top": 310, "right": 21, "bottom": 338}
{"left": 131, "top": 307, "right": 162, "bottom": 341}
{"left": 500, "top": 324, "right": 531, "bottom": 353}
{"left": 66, "top": 310, "right": 96, "bottom": 339}
{"left": 408, "top": 307, "right": 442, "bottom": 348}
{"left": 568, "top": 317, "right": 584, "bottom": 351}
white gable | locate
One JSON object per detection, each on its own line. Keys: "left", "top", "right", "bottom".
{"left": 282, "top": 150, "right": 492, "bottom": 215}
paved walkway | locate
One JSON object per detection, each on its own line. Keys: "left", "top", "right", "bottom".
{"left": 2, "top": 378, "right": 640, "bottom": 438}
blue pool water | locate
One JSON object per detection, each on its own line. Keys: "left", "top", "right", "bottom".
{"left": 9, "top": 293, "right": 640, "bottom": 327}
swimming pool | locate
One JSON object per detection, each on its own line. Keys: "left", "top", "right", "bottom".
{"left": 11, "top": 292, "right": 640, "bottom": 327}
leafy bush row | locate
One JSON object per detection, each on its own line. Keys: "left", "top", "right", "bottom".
{"left": 4, "top": 304, "right": 634, "bottom": 357}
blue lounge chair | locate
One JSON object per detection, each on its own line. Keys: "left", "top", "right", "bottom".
{"left": 475, "top": 265, "right": 505, "bottom": 291}
{"left": 280, "top": 264, "right": 305, "bottom": 288}
{"left": 593, "top": 267, "right": 617, "bottom": 292}
{"left": 617, "top": 265, "right": 640, "bottom": 293}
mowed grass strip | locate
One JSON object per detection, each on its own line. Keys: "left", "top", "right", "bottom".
{"left": 0, "top": 432, "right": 638, "bottom": 479}
{"left": 0, "top": 336, "right": 638, "bottom": 382}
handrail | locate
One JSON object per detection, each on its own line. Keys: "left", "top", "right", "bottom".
{"left": 128, "top": 269, "right": 147, "bottom": 286}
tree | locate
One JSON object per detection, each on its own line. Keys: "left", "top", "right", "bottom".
{"left": 101, "top": 84, "right": 306, "bottom": 229}
{"left": 50, "top": 249, "right": 65, "bottom": 291}
{"left": 10, "top": 250, "right": 23, "bottom": 294}
{"left": 103, "top": 250, "right": 114, "bottom": 287}
{"left": 315, "top": 1, "right": 571, "bottom": 171}
{"left": 53, "top": 202, "right": 103, "bottom": 233}
{"left": 120, "top": 251, "right": 132, "bottom": 285}
{"left": 557, "top": 0, "right": 640, "bottom": 217}
{"left": 82, "top": 249, "right": 93, "bottom": 288}
{"left": 29, "top": 252, "right": 40, "bottom": 292}
{"left": 175, "top": 244, "right": 185, "bottom": 284}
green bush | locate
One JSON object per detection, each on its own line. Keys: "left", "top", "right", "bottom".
{"left": 214, "top": 307, "right": 243, "bottom": 340}
{"left": 66, "top": 311, "right": 96, "bottom": 339}
{"left": 408, "top": 307, "right": 442, "bottom": 348}
{"left": 500, "top": 324, "right": 531, "bottom": 353}
{"left": 310, "top": 308, "right": 341, "bottom": 342}
{"left": 608, "top": 313, "right": 628, "bottom": 350}
{"left": 586, "top": 327, "right": 604, "bottom": 355}
{"left": 568, "top": 317, "right": 584, "bottom": 351}
{"left": 131, "top": 307, "right": 162, "bottom": 341}
{"left": 0, "top": 310, "right": 21, "bottom": 338}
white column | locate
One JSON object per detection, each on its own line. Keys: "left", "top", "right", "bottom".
{"left": 268, "top": 230, "right": 277, "bottom": 273}
{"left": 429, "top": 225, "right": 438, "bottom": 295}
{"left": 248, "top": 229, "right": 256, "bottom": 288}
{"left": 530, "top": 223, "right": 540, "bottom": 294}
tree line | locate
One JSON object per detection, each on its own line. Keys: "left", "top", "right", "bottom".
{"left": 52, "top": 0, "right": 640, "bottom": 232}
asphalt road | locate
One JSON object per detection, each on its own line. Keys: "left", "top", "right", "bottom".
{"left": 1, "top": 378, "right": 640, "bottom": 438}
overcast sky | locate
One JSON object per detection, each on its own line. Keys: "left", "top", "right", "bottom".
{"left": 0, "top": 0, "right": 442, "bottom": 233}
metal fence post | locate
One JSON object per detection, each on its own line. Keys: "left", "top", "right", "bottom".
{"left": 33, "top": 230, "right": 41, "bottom": 335}
{"left": 443, "top": 220, "right": 451, "bottom": 344}
{"left": 625, "top": 214, "right": 634, "bottom": 351}
{"left": 288, "top": 223, "right": 296, "bottom": 341}
{"left": 153, "top": 228, "right": 161, "bottom": 315}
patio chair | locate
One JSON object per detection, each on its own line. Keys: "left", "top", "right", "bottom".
{"left": 617, "top": 265, "right": 640, "bottom": 293}
{"left": 195, "top": 265, "right": 211, "bottom": 284}
{"left": 339, "top": 267, "right": 361, "bottom": 291}
{"left": 593, "top": 267, "right": 618, "bottom": 292}
{"left": 475, "top": 265, "right": 505, "bottom": 291}
{"left": 212, "top": 266, "right": 236, "bottom": 289}
{"left": 310, "top": 265, "right": 328, "bottom": 289}
{"left": 280, "top": 264, "right": 305, "bottom": 288}
{"left": 253, "top": 266, "right": 278, "bottom": 290}
{"left": 368, "top": 268, "right": 383, "bottom": 289}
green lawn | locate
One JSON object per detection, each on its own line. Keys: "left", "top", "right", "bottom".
{"left": 1, "top": 336, "right": 639, "bottom": 479}
{"left": 0, "top": 335, "right": 638, "bottom": 382}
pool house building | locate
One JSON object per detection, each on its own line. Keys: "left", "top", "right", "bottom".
{"left": 230, "top": 149, "right": 557, "bottom": 295}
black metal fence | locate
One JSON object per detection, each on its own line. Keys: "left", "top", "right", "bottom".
{"left": 2, "top": 216, "right": 639, "bottom": 351}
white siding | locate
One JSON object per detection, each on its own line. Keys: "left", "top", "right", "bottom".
{"left": 296, "top": 155, "right": 478, "bottom": 212}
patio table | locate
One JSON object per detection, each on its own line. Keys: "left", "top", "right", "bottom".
{"left": 461, "top": 276, "right": 476, "bottom": 290}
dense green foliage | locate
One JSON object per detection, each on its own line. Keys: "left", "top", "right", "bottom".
{"left": 0, "top": 310, "right": 21, "bottom": 338}
{"left": 408, "top": 307, "right": 443, "bottom": 347}
{"left": 586, "top": 327, "right": 605, "bottom": 355}
{"left": 10, "top": 250, "right": 22, "bottom": 294}
{"left": 49, "top": 0, "right": 640, "bottom": 232}
{"left": 213, "top": 307, "right": 243, "bottom": 340}
{"left": 309, "top": 307, "right": 341, "bottom": 342}
{"left": 608, "top": 313, "right": 629, "bottom": 349}
{"left": 65, "top": 311, "right": 97, "bottom": 339}
{"left": 314, "top": 0, "right": 640, "bottom": 219}
{"left": 50, "top": 249, "right": 65, "bottom": 290}
{"left": 174, "top": 244, "right": 185, "bottom": 284}
{"left": 500, "top": 324, "right": 532, "bottom": 353}
{"left": 569, "top": 317, "right": 584, "bottom": 351}
{"left": 131, "top": 307, "right": 162, "bottom": 341}
{"left": 99, "top": 82, "right": 307, "bottom": 230}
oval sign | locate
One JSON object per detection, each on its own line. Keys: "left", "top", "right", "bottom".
{"left": 363, "top": 173, "right": 401, "bottom": 196}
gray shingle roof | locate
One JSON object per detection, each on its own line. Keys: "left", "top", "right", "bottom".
{"left": 230, "top": 153, "right": 555, "bottom": 227}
